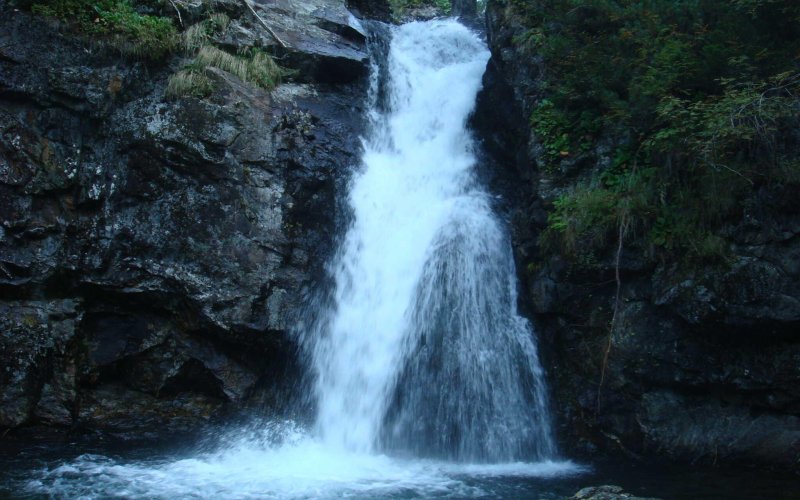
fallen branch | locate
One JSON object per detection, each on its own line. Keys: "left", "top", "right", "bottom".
{"left": 241, "top": 0, "right": 287, "bottom": 48}
{"left": 168, "top": 0, "right": 183, "bottom": 28}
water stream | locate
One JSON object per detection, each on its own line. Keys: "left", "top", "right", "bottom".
{"left": 7, "top": 19, "right": 582, "bottom": 498}
{"left": 308, "top": 19, "right": 555, "bottom": 462}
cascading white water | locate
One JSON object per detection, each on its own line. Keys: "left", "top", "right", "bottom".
{"left": 308, "top": 19, "right": 555, "bottom": 461}
{"left": 21, "top": 20, "right": 581, "bottom": 499}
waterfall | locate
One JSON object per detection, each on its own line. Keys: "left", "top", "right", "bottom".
{"left": 307, "top": 19, "right": 555, "bottom": 462}
{"left": 23, "top": 19, "right": 580, "bottom": 500}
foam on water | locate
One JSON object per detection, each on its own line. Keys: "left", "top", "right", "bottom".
{"left": 24, "top": 424, "right": 583, "bottom": 498}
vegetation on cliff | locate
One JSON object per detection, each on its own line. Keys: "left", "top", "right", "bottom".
{"left": 167, "top": 12, "right": 282, "bottom": 98}
{"left": 509, "top": 0, "right": 800, "bottom": 263}
{"left": 24, "top": 0, "right": 178, "bottom": 59}
{"left": 1, "top": 0, "right": 364, "bottom": 437}
{"left": 22, "top": 0, "right": 283, "bottom": 95}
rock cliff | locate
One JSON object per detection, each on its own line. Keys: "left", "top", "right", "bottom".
{"left": 0, "top": 0, "right": 367, "bottom": 438}
{"left": 476, "top": 0, "right": 800, "bottom": 472}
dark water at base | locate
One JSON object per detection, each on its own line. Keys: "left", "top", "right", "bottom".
{"left": 1, "top": 430, "right": 798, "bottom": 499}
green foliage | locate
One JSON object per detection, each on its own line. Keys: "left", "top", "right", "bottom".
{"left": 544, "top": 166, "right": 733, "bottom": 263}
{"left": 647, "top": 72, "right": 800, "bottom": 182}
{"left": 30, "top": 0, "right": 178, "bottom": 59}
{"left": 511, "top": 0, "right": 800, "bottom": 263}
{"left": 530, "top": 99, "right": 571, "bottom": 170}
{"left": 543, "top": 159, "right": 655, "bottom": 257}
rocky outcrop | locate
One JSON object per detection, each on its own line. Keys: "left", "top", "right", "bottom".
{"left": 255, "top": 0, "right": 370, "bottom": 82}
{"left": 0, "top": 1, "right": 367, "bottom": 438}
{"left": 571, "top": 485, "right": 660, "bottom": 500}
{"left": 477, "top": 0, "right": 800, "bottom": 472}
{"left": 347, "top": 0, "right": 391, "bottom": 22}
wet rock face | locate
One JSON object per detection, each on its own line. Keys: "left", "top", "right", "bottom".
{"left": 346, "top": 0, "right": 391, "bottom": 22}
{"left": 0, "top": 301, "right": 81, "bottom": 427}
{"left": 252, "top": 0, "right": 370, "bottom": 83}
{"left": 0, "top": 2, "right": 366, "bottom": 437}
{"left": 477, "top": 0, "right": 800, "bottom": 472}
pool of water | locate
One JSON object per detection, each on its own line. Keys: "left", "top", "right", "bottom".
{"left": 1, "top": 424, "right": 798, "bottom": 499}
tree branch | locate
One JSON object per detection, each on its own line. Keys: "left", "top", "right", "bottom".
{"left": 241, "top": 0, "right": 287, "bottom": 48}
{"left": 168, "top": 0, "right": 183, "bottom": 28}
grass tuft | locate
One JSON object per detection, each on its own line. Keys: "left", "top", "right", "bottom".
{"left": 166, "top": 68, "right": 214, "bottom": 98}
{"left": 208, "top": 12, "right": 230, "bottom": 32}
{"left": 183, "top": 23, "right": 210, "bottom": 54}
{"left": 167, "top": 45, "right": 281, "bottom": 99}
{"left": 182, "top": 13, "right": 230, "bottom": 54}
{"left": 195, "top": 45, "right": 281, "bottom": 89}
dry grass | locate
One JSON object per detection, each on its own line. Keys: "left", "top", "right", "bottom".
{"left": 168, "top": 11, "right": 279, "bottom": 99}
{"left": 246, "top": 49, "right": 282, "bottom": 88}
{"left": 208, "top": 12, "right": 230, "bottom": 32}
{"left": 196, "top": 45, "right": 249, "bottom": 79}
{"left": 182, "top": 13, "right": 229, "bottom": 54}
{"left": 182, "top": 12, "right": 231, "bottom": 54}
{"left": 183, "top": 23, "right": 209, "bottom": 53}
{"left": 165, "top": 68, "right": 214, "bottom": 98}
{"left": 195, "top": 45, "right": 281, "bottom": 89}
